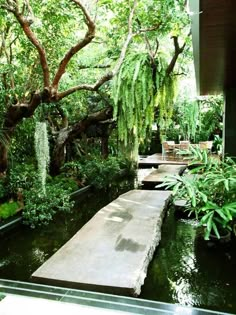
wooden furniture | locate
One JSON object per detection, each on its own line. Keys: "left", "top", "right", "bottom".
{"left": 162, "top": 141, "right": 175, "bottom": 159}
{"left": 179, "top": 141, "right": 190, "bottom": 150}
{"left": 199, "top": 141, "right": 213, "bottom": 150}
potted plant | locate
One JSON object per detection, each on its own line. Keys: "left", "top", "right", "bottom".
{"left": 158, "top": 157, "right": 236, "bottom": 240}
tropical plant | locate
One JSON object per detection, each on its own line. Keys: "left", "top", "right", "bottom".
{"left": 158, "top": 157, "right": 236, "bottom": 240}
{"left": 197, "top": 95, "right": 223, "bottom": 142}
{"left": 165, "top": 94, "right": 223, "bottom": 143}
{"left": 213, "top": 135, "right": 223, "bottom": 154}
{"left": 0, "top": 0, "right": 191, "bottom": 174}
{"left": 176, "top": 144, "right": 213, "bottom": 172}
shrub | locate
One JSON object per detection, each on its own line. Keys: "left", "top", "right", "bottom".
{"left": 0, "top": 201, "right": 20, "bottom": 220}
{"left": 62, "top": 156, "right": 136, "bottom": 189}
{"left": 7, "top": 164, "right": 38, "bottom": 193}
{"left": 22, "top": 183, "right": 74, "bottom": 228}
{"left": 49, "top": 174, "right": 79, "bottom": 191}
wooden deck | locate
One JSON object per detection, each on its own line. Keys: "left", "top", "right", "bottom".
{"left": 139, "top": 153, "right": 188, "bottom": 168}
{"left": 32, "top": 190, "right": 171, "bottom": 296}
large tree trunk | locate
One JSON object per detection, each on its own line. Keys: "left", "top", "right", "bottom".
{"left": 0, "top": 142, "right": 9, "bottom": 174}
{"left": 50, "top": 107, "right": 113, "bottom": 175}
{"left": 101, "top": 136, "right": 109, "bottom": 159}
{"left": 0, "top": 90, "right": 51, "bottom": 174}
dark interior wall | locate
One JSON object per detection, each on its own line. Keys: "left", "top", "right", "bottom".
{"left": 224, "top": 88, "right": 236, "bottom": 158}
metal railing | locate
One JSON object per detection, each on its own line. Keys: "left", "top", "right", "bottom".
{"left": 0, "top": 279, "right": 233, "bottom": 315}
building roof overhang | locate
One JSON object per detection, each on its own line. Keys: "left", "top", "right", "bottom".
{"left": 189, "top": 0, "right": 236, "bottom": 95}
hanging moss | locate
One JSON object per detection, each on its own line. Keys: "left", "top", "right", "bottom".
{"left": 155, "top": 75, "right": 178, "bottom": 140}
{"left": 34, "top": 122, "right": 50, "bottom": 194}
{"left": 113, "top": 53, "right": 155, "bottom": 157}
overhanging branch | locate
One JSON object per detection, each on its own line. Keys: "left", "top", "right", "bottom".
{"left": 57, "top": 0, "right": 138, "bottom": 100}
{"left": 3, "top": 0, "right": 50, "bottom": 87}
{"left": 166, "top": 35, "right": 187, "bottom": 76}
{"left": 52, "top": 0, "right": 96, "bottom": 90}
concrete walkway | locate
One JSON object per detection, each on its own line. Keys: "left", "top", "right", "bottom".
{"left": 142, "top": 164, "right": 186, "bottom": 188}
{"left": 139, "top": 153, "right": 188, "bottom": 168}
{"left": 32, "top": 190, "right": 171, "bottom": 296}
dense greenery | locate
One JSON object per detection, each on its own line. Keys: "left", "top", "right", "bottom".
{"left": 0, "top": 0, "right": 191, "bottom": 226}
{"left": 159, "top": 147, "right": 236, "bottom": 240}
{"left": 165, "top": 94, "right": 223, "bottom": 143}
{"left": 23, "top": 182, "right": 73, "bottom": 228}
{"left": 62, "top": 156, "right": 135, "bottom": 189}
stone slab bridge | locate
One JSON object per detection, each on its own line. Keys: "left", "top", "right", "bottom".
{"left": 32, "top": 190, "right": 172, "bottom": 296}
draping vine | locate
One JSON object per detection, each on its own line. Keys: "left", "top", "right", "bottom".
{"left": 181, "top": 100, "right": 199, "bottom": 141}
{"left": 157, "top": 75, "right": 178, "bottom": 138}
{"left": 112, "top": 52, "right": 178, "bottom": 155}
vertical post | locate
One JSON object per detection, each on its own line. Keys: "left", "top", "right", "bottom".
{"left": 224, "top": 88, "right": 236, "bottom": 158}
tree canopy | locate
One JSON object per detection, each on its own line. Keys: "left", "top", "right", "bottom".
{"left": 0, "top": 0, "right": 191, "bottom": 174}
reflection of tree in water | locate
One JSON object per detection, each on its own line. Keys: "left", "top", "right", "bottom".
{"left": 140, "top": 209, "right": 236, "bottom": 313}
{"left": 160, "top": 215, "right": 200, "bottom": 306}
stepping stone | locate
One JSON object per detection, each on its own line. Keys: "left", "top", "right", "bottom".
{"left": 142, "top": 164, "right": 186, "bottom": 188}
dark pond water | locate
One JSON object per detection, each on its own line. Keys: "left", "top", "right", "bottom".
{"left": 0, "top": 181, "right": 134, "bottom": 281}
{"left": 140, "top": 209, "right": 236, "bottom": 314}
{"left": 0, "top": 182, "right": 236, "bottom": 314}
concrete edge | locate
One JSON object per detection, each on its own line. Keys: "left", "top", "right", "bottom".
{"left": 133, "top": 192, "right": 172, "bottom": 295}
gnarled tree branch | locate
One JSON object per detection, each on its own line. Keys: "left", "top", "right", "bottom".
{"left": 52, "top": 0, "right": 96, "bottom": 90}
{"left": 166, "top": 35, "right": 187, "bottom": 76}
{"left": 57, "top": 0, "right": 138, "bottom": 100}
{"left": 4, "top": 1, "right": 50, "bottom": 87}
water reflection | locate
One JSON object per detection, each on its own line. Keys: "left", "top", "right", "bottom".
{"left": 0, "top": 181, "right": 134, "bottom": 282}
{"left": 140, "top": 208, "right": 236, "bottom": 313}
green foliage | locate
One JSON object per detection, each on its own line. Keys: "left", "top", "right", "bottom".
{"left": 197, "top": 96, "right": 223, "bottom": 142}
{"left": 0, "top": 201, "right": 20, "bottom": 220}
{"left": 113, "top": 52, "right": 155, "bottom": 148}
{"left": 176, "top": 144, "right": 211, "bottom": 171}
{"left": 165, "top": 97, "right": 200, "bottom": 142}
{"left": 49, "top": 174, "right": 79, "bottom": 191}
{"left": 157, "top": 75, "right": 178, "bottom": 138}
{"left": 82, "top": 157, "right": 121, "bottom": 189}
{"left": 10, "top": 119, "right": 36, "bottom": 163}
{"left": 0, "top": 178, "right": 7, "bottom": 200}
{"left": 7, "top": 164, "right": 38, "bottom": 194}
{"left": 112, "top": 51, "right": 178, "bottom": 156}
{"left": 158, "top": 157, "right": 236, "bottom": 239}
{"left": 23, "top": 182, "right": 74, "bottom": 228}
{"left": 166, "top": 95, "right": 223, "bottom": 142}
{"left": 62, "top": 156, "right": 135, "bottom": 189}
{"left": 213, "top": 135, "right": 222, "bottom": 154}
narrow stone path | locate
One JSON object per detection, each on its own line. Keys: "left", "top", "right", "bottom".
{"left": 32, "top": 190, "right": 171, "bottom": 296}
